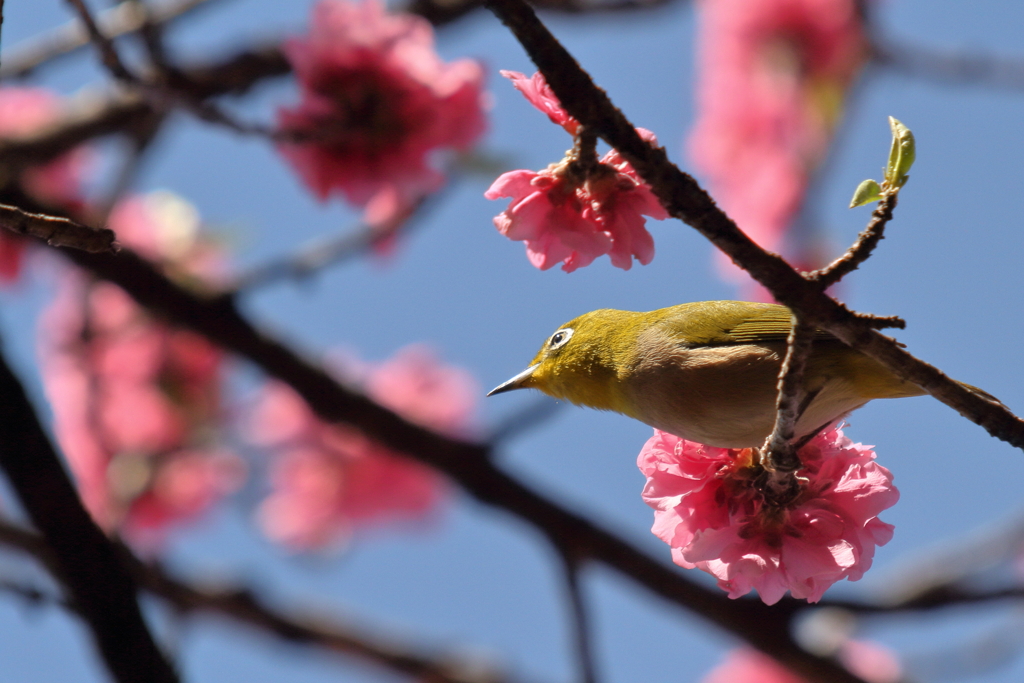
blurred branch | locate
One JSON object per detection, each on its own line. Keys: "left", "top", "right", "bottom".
{"left": 64, "top": 0, "right": 138, "bottom": 82}
{"left": 226, "top": 188, "right": 442, "bottom": 293}
{"left": 0, "top": 0, "right": 219, "bottom": 80}
{"left": 872, "top": 36, "right": 1024, "bottom": 92}
{"left": 488, "top": 397, "right": 564, "bottom": 444}
{"left": 0, "top": 202, "right": 118, "bottom": 252}
{"left": 0, "top": 43, "right": 289, "bottom": 179}
{"left": 557, "top": 552, "right": 598, "bottom": 683}
{"left": 482, "top": 0, "right": 1024, "bottom": 456}
{"left": 0, "top": 345, "right": 177, "bottom": 683}
{"left": 0, "top": 522, "right": 521, "bottom": 683}
{"left": 406, "top": 0, "right": 683, "bottom": 28}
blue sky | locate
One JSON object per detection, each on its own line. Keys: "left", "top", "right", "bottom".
{"left": 2, "top": 1, "right": 1024, "bottom": 682}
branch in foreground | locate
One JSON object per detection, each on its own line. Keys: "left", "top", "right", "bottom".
{"left": 482, "top": 0, "right": 1024, "bottom": 453}
{"left": 0, "top": 202, "right": 117, "bottom": 252}
{"left": 0, "top": 522, "right": 518, "bottom": 683}
{"left": 0, "top": 345, "right": 177, "bottom": 683}
{"left": 53, "top": 240, "right": 865, "bottom": 683}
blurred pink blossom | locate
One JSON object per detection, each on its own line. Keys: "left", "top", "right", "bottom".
{"left": 688, "top": 0, "right": 866, "bottom": 282}
{"left": 0, "top": 87, "right": 90, "bottom": 282}
{"left": 703, "top": 643, "right": 900, "bottom": 683}
{"left": 487, "top": 72, "right": 667, "bottom": 272}
{"left": 276, "top": 0, "right": 487, "bottom": 222}
{"left": 38, "top": 193, "right": 241, "bottom": 545}
{"left": 638, "top": 425, "right": 897, "bottom": 605}
{"left": 251, "top": 345, "right": 477, "bottom": 550}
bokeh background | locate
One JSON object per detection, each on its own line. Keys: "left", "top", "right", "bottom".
{"left": 2, "top": 0, "right": 1024, "bottom": 681}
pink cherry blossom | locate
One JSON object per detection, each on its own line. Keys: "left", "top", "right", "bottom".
{"left": 688, "top": 0, "right": 866, "bottom": 278}
{"left": 486, "top": 73, "right": 668, "bottom": 273}
{"left": 276, "top": 0, "right": 487, "bottom": 222}
{"left": 638, "top": 425, "right": 897, "bottom": 605}
{"left": 38, "top": 193, "right": 241, "bottom": 546}
{"left": 0, "top": 87, "right": 90, "bottom": 282}
{"left": 703, "top": 643, "right": 901, "bottom": 683}
{"left": 251, "top": 345, "right": 477, "bottom": 550}
{"left": 500, "top": 70, "right": 579, "bottom": 135}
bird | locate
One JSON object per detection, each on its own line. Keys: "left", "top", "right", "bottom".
{"left": 488, "top": 300, "right": 993, "bottom": 449}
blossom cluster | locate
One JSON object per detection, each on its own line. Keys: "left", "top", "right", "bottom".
{"left": 249, "top": 345, "right": 477, "bottom": 549}
{"left": 638, "top": 425, "right": 898, "bottom": 604}
{"left": 39, "top": 193, "right": 242, "bottom": 545}
{"left": 688, "top": 0, "right": 867, "bottom": 291}
{"left": 486, "top": 71, "right": 667, "bottom": 272}
{"left": 276, "top": 0, "right": 487, "bottom": 225}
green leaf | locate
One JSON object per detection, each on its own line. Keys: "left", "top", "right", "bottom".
{"left": 885, "top": 117, "right": 916, "bottom": 188}
{"left": 849, "top": 179, "right": 883, "bottom": 208}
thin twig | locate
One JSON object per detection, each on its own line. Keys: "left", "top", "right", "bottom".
{"left": 63, "top": 0, "right": 138, "bottom": 82}
{"left": 481, "top": 0, "right": 1024, "bottom": 454}
{"left": 0, "top": 0, "right": 220, "bottom": 80}
{"left": 227, "top": 189, "right": 440, "bottom": 293}
{"left": 488, "top": 397, "right": 564, "bottom": 444}
{"left": 557, "top": 551, "right": 598, "bottom": 683}
{"left": 95, "top": 112, "right": 164, "bottom": 222}
{"left": 873, "top": 35, "right": 1024, "bottom": 92}
{"left": 809, "top": 193, "right": 898, "bottom": 289}
{"left": 0, "top": 344, "right": 177, "bottom": 683}
{"left": 0, "top": 202, "right": 117, "bottom": 252}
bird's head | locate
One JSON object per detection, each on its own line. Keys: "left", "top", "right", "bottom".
{"left": 488, "top": 309, "right": 642, "bottom": 411}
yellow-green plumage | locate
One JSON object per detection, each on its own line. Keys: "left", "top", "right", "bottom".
{"left": 489, "top": 301, "right": 950, "bottom": 448}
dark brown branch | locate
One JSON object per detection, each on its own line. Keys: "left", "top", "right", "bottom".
{"left": 873, "top": 36, "right": 1024, "bottom": 92}
{"left": 0, "top": 345, "right": 177, "bottom": 683}
{"left": 0, "top": 521, "right": 517, "bottom": 683}
{"left": 482, "top": 0, "right": 1024, "bottom": 453}
{"left": 0, "top": 202, "right": 117, "bottom": 252}
{"left": 809, "top": 193, "right": 897, "bottom": 289}
{"left": 0, "top": 0, "right": 219, "bottom": 80}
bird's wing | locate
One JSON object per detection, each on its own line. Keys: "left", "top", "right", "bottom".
{"left": 662, "top": 301, "right": 835, "bottom": 346}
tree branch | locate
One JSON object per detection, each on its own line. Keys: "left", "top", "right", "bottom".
{"left": 481, "top": 0, "right": 1024, "bottom": 453}
{"left": 809, "top": 193, "right": 897, "bottom": 289}
{"left": 0, "top": 344, "right": 177, "bottom": 683}
{"left": 0, "top": 0, "right": 220, "bottom": 80}
{"left": 0, "top": 202, "right": 117, "bottom": 252}
{"left": 47, "top": 238, "right": 868, "bottom": 683}
{"left": 0, "top": 521, "right": 520, "bottom": 683}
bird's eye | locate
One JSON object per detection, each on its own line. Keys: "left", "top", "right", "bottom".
{"left": 548, "top": 328, "right": 573, "bottom": 349}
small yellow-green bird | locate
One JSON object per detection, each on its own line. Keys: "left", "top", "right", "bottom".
{"left": 488, "top": 301, "right": 982, "bottom": 449}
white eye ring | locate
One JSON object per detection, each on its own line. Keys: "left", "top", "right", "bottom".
{"left": 548, "top": 328, "right": 573, "bottom": 350}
